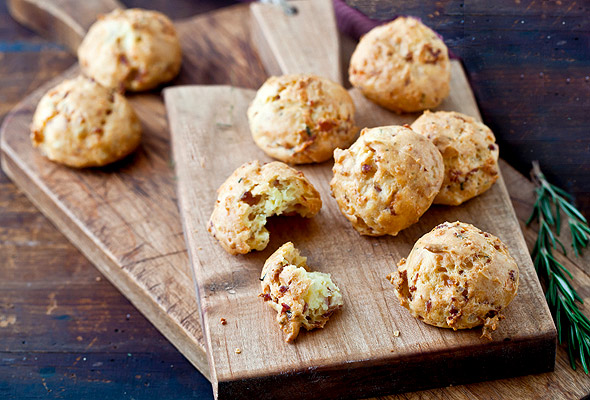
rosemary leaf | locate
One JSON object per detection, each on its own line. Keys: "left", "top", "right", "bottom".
{"left": 546, "top": 253, "right": 573, "bottom": 280}
{"left": 527, "top": 161, "right": 590, "bottom": 373}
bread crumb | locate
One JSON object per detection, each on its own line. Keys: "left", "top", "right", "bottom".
{"left": 220, "top": 318, "right": 227, "bottom": 325}
{"left": 235, "top": 348, "right": 241, "bottom": 354}
{"left": 393, "top": 330, "right": 400, "bottom": 337}
{"left": 95, "top": 276, "right": 101, "bottom": 282}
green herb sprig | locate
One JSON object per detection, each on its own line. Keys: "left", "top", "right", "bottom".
{"left": 527, "top": 161, "right": 590, "bottom": 373}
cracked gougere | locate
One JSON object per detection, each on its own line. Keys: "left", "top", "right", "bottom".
{"left": 259, "top": 242, "right": 343, "bottom": 342}
{"left": 207, "top": 160, "right": 321, "bottom": 255}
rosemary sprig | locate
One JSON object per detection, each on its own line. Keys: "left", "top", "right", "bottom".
{"left": 527, "top": 161, "right": 590, "bottom": 373}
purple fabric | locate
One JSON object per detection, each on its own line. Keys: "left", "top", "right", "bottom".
{"left": 332, "top": 0, "right": 384, "bottom": 41}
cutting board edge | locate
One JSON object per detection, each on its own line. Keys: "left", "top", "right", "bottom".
{"left": 0, "top": 109, "right": 211, "bottom": 380}
{"left": 213, "top": 329, "right": 556, "bottom": 399}
{"left": 493, "top": 172, "right": 558, "bottom": 326}
{"left": 165, "top": 93, "right": 216, "bottom": 383}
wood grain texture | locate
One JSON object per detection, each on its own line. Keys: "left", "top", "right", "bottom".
{"left": 4, "top": 160, "right": 587, "bottom": 400}
{"left": 251, "top": 0, "right": 342, "bottom": 83}
{"left": 346, "top": 0, "right": 590, "bottom": 218}
{"left": 1, "top": 66, "right": 208, "bottom": 376}
{"left": 166, "top": 63, "right": 555, "bottom": 398}
{"left": 0, "top": 2, "right": 267, "bottom": 381}
{"left": 7, "top": 0, "right": 123, "bottom": 53}
{"left": 2, "top": 0, "right": 590, "bottom": 398}
{"left": 0, "top": 1, "right": 218, "bottom": 398}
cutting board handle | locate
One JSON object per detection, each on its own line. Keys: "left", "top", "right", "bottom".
{"left": 251, "top": 0, "right": 342, "bottom": 84}
{"left": 7, "top": 0, "right": 124, "bottom": 54}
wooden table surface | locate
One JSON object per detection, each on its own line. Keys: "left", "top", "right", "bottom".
{"left": 0, "top": 1, "right": 588, "bottom": 399}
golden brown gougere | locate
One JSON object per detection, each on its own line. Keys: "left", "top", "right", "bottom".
{"left": 349, "top": 16, "right": 450, "bottom": 113}
{"left": 331, "top": 125, "right": 444, "bottom": 236}
{"left": 388, "top": 221, "right": 519, "bottom": 339}
{"left": 78, "top": 8, "right": 182, "bottom": 92}
{"left": 248, "top": 74, "right": 358, "bottom": 164}
{"left": 31, "top": 75, "right": 142, "bottom": 168}
{"left": 411, "top": 110, "right": 500, "bottom": 206}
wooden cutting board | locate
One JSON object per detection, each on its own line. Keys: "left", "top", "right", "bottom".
{"left": 1, "top": 0, "right": 556, "bottom": 398}
{"left": 166, "top": 3, "right": 556, "bottom": 398}
{"left": 1, "top": 0, "right": 352, "bottom": 382}
{"left": 1, "top": 0, "right": 275, "bottom": 379}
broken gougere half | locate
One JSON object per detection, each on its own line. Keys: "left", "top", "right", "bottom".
{"left": 260, "top": 242, "right": 343, "bottom": 342}
{"left": 207, "top": 161, "right": 322, "bottom": 255}
{"left": 388, "top": 221, "right": 519, "bottom": 339}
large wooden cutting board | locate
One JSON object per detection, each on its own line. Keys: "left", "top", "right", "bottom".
{"left": 2, "top": 0, "right": 557, "bottom": 398}
{"left": 1, "top": 0, "right": 275, "bottom": 379}
{"left": 166, "top": 31, "right": 556, "bottom": 400}
{"left": 1, "top": 0, "right": 350, "bottom": 381}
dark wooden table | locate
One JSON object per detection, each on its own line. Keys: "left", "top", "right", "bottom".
{"left": 354, "top": 0, "right": 590, "bottom": 215}
{"left": 1, "top": 1, "right": 588, "bottom": 399}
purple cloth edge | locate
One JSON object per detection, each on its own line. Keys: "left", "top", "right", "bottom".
{"left": 332, "top": 0, "right": 382, "bottom": 41}
{"left": 332, "top": 0, "right": 458, "bottom": 59}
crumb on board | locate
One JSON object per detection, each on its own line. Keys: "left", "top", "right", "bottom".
{"left": 393, "top": 330, "right": 400, "bottom": 337}
{"left": 235, "top": 348, "right": 241, "bottom": 354}
{"left": 220, "top": 318, "right": 227, "bottom": 325}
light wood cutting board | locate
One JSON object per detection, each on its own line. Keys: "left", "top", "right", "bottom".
{"left": 1, "top": 0, "right": 273, "bottom": 379}
{"left": 0, "top": 0, "right": 362, "bottom": 381}
{"left": 166, "top": 2, "right": 556, "bottom": 398}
